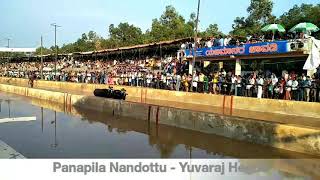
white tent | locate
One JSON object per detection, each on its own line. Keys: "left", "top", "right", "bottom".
{"left": 0, "top": 48, "right": 36, "bottom": 53}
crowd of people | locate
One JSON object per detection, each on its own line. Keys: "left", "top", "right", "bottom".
{"left": 0, "top": 32, "right": 319, "bottom": 102}
{"left": 181, "top": 32, "right": 308, "bottom": 51}
{"left": 1, "top": 57, "right": 320, "bottom": 102}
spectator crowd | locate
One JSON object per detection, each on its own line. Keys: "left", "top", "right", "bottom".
{"left": 0, "top": 32, "right": 319, "bottom": 102}
{"left": 0, "top": 57, "right": 320, "bottom": 103}
{"left": 181, "top": 32, "right": 309, "bottom": 50}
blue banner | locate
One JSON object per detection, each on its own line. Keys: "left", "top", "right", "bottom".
{"left": 185, "top": 40, "right": 288, "bottom": 57}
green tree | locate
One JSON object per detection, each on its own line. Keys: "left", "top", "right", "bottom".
{"left": 59, "top": 43, "right": 76, "bottom": 54}
{"left": 278, "top": 4, "right": 320, "bottom": 38}
{"left": 187, "top": 13, "right": 196, "bottom": 32}
{"left": 87, "top": 31, "right": 100, "bottom": 42}
{"left": 35, "top": 47, "right": 53, "bottom": 55}
{"left": 247, "top": 0, "right": 274, "bottom": 24}
{"left": 231, "top": 17, "right": 250, "bottom": 38}
{"left": 59, "top": 31, "right": 102, "bottom": 53}
{"left": 200, "top": 24, "right": 224, "bottom": 38}
{"left": 99, "top": 38, "right": 118, "bottom": 49}
{"left": 108, "top": 22, "right": 144, "bottom": 47}
{"left": 231, "top": 0, "right": 274, "bottom": 37}
{"left": 149, "top": 6, "right": 194, "bottom": 42}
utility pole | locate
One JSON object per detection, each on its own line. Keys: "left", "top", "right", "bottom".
{"left": 191, "top": 0, "right": 201, "bottom": 92}
{"left": 51, "top": 23, "right": 61, "bottom": 78}
{"left": 5, "top": 38, "right": 10, "bottom": 63}
{"left": 160, "top": 44, "right": 162, "bottom": 71}
{"left": 40, "top": 36, "right": 44, "bottom": 79}
{"left": 6, "top": 38, "right": 10, "bottom": 48}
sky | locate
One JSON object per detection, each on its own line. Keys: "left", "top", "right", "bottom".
{"left": 0, "top": 0, "right": 319, "bottom": 48}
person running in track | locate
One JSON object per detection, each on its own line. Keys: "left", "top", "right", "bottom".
{"left": 28, "top": 72, "right": 36, "bottom": 88}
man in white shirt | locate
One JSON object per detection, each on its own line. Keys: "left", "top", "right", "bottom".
{"left": 231, "top": 74, "right": 237, "bottom": 95}
{"left": 291, "top": 77, "right": 299, "bottom": 101}
{"left": 221, "top": 69, "right": 227, "bottom": 77}
{"left": 285, "top": 78, "right": 293, "bottom": 100}
{"left": 175, "top": 74, "right": 181, "bottom": 91}
{"left": 236, "top": 75, "right": 242, "bottom": 96}
{"left": 257, "top": 76, "right": 264, "bottom": 98}
{"left": 224, "top": 36, "right": 231, "bottom": 46}
{"left": 193, "top": 73, "right": 199, "bottom": 92}
{"left": 181, "top": 43, "right": 186, "bottom": 50}
{"left": 271, "top": 74, "right": 278, "bottom": 86}
{"left": 128, "top": 72, "right": 132, "bottom": 86}
{"left": 132, "top": 73, "right": 136, "bottom": 86}
{"left": 206, "top": 40, "right": 212, "bottom": 48}
{"left": 246, "top": 75, "right": 255, "bottom": 97}
{"left": 161, "top": 74, "right": 166, "bottom": 89}
{"left": 146, "top": 73, "right": 152, "bottom": 87}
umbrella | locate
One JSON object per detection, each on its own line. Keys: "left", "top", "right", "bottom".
{"left": 289, "top": 22, "right": 319, "bottom": 33}
{"left": 261, "top": 24, "right": 286, "bottom": 41}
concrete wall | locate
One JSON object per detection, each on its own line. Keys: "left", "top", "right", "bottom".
{"left": 1, "top": 77, "right": 320, "bottom": 118}
{"left": 0, "top": 83, "right": 320, "bottom": 156}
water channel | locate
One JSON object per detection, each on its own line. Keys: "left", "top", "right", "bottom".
{"left": 0, "top": 91, "right": 317, "bottom": 159}
{"left": 1, "top": 91, "right": 320, "bottom": 178}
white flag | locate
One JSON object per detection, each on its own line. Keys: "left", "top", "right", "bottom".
{"left": 303, "top": 37, "right": 320, "bottom": 70}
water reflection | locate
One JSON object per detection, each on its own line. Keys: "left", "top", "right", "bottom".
{"left": 50, "top": 111, "right": 58, "bottom": 148}
{"left": 0, "top": 93, "right": 319, "bottom": 160}
{"left": 0, "top": 94, "right": 314, "bottom": 160}
{"left": 41, "top": 107, "right": 43, "bottom": 133}
{"left": 238, "top": 159, "right": 320, "bottom": 179}
{"left": 71, "top": 104, "right": 316, "bottom": 159}
{"left": 0, "top": 99, "right": 13, "bottom": 118}
{"left": 5, "top": 99, "right": 11, "bottom": 118}
{"left": 135, "top": 98, "right": 320, "bottom": 128}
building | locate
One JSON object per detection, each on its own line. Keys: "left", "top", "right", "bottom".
{"left": 183, "top": 38, "right": 318, "bottom": 77}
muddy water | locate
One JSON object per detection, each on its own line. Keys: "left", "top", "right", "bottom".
{"left": 1, "top": 92, "right": 320, "bottom": 179}
{"left": 0, "top": 92, "right": 221, "bottom": 159}
{"left": 0, "top": 91, "right": 317, "bottom": 159}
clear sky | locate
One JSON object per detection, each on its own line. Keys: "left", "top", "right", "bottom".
{"left": 0, "top": 0, "right": 319, "bottom": 48}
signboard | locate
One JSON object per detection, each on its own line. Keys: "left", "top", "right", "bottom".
{"left": 185, "top": 40, "right": 288, "bottom": 57}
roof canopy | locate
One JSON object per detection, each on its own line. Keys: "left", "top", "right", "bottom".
{"left": 69, "top": 37, "right": 191, "bottom": 56}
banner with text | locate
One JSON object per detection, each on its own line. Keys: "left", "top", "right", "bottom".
{"left": 0, "top": 159, "right": 317, "bottom": 180}
{"left": 185, "top": 41, "right": 289, "bottom": 57}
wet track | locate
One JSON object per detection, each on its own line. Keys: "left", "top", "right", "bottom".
{"left": 1, "top": 92, "right": 320, "bottom": 178}
{"left": 0, "top": 92, "right": 317, "bottom": 159}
